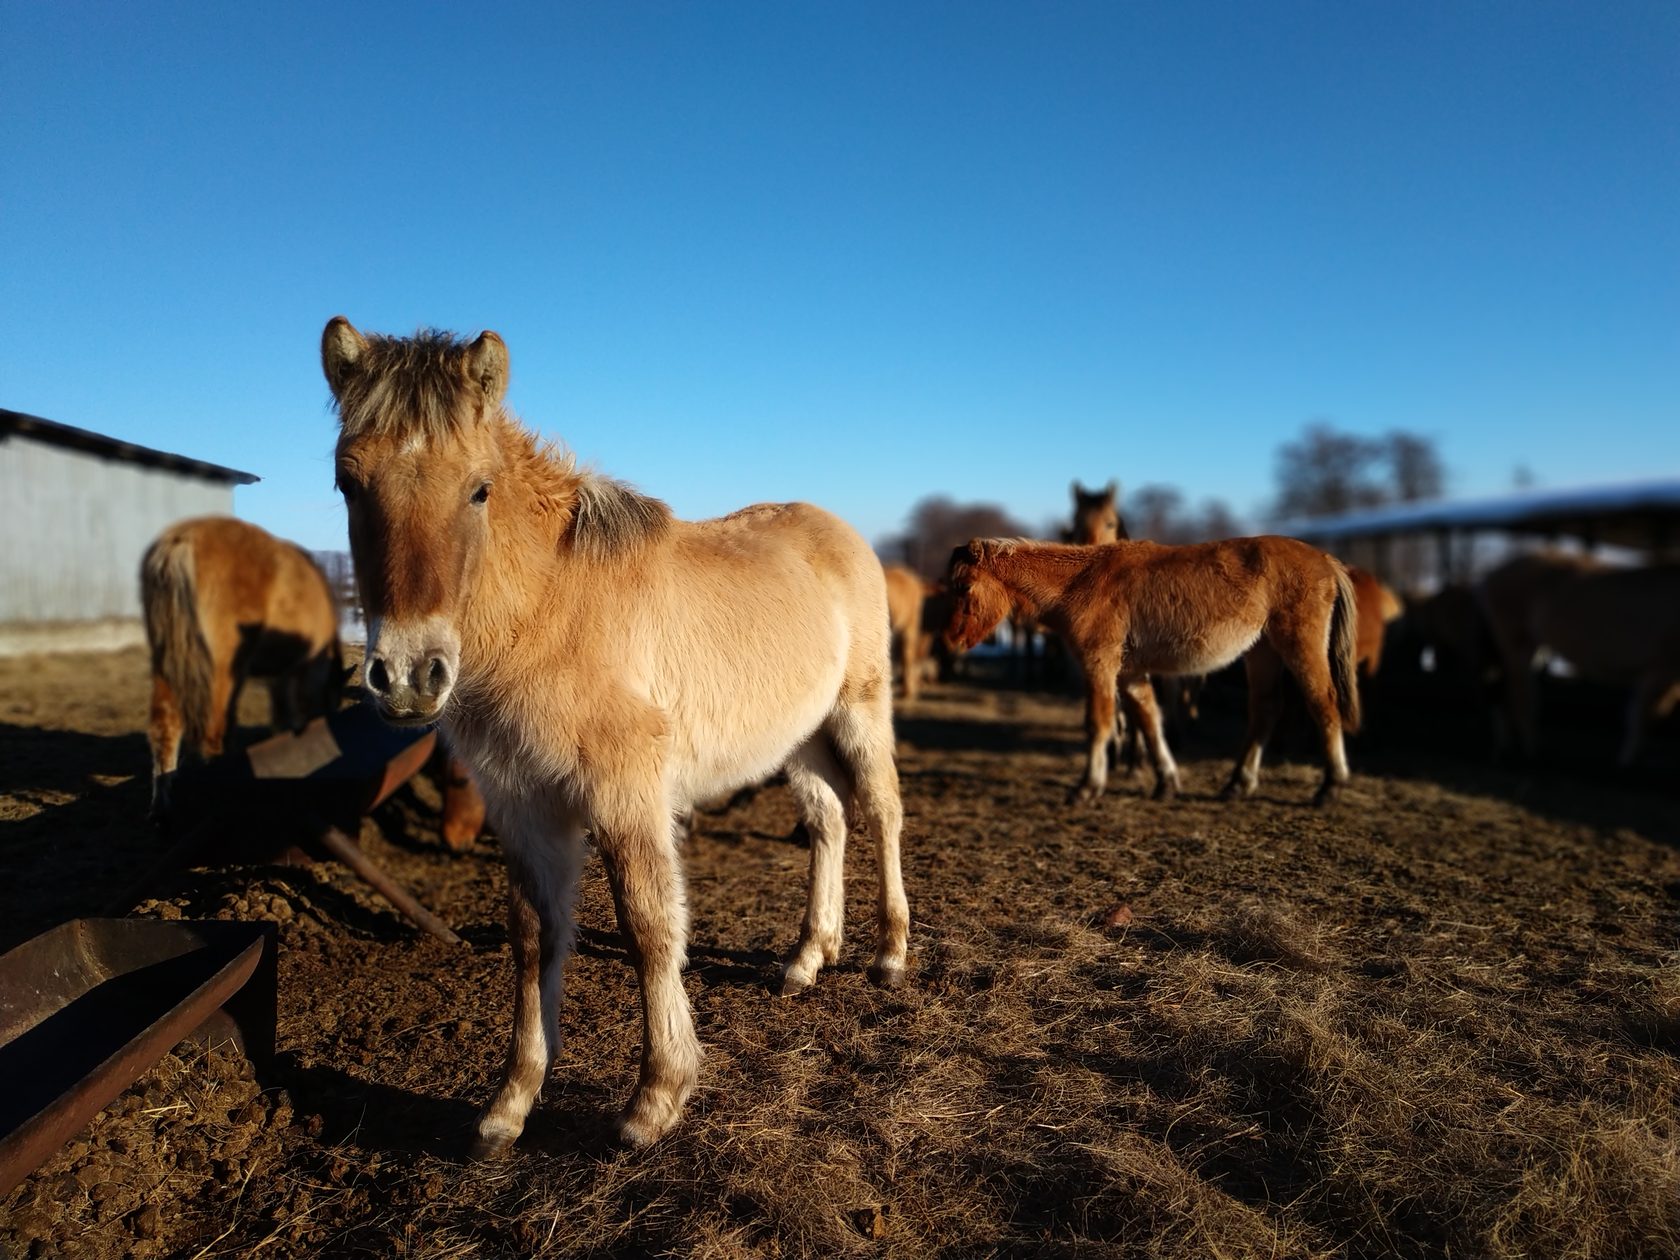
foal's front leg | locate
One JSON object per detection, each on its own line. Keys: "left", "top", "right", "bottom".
{"left": 1120, "top": 676, "right": 1181, "bottom": 800}
{"left": 472, "top": 821, "right": 585, "bottom": 1159}
{"left": 1073, "top": 654, "right": 1121, "bottom": 805}
{"left": 597, "top": 807, "right": 702, "bottom": 1147}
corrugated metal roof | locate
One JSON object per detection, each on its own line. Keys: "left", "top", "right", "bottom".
{"left": 1276, "top": 477, "right": 1680, "bottom": 547}
{"left": 0, "top": 408, "right": 259, "bottom": 485}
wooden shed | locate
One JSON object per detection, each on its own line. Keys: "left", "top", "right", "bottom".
{"left": 0, "top": 409, "right": 259, "bottom": 655}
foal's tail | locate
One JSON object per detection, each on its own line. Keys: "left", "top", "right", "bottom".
{"left": 1329, "top": 563, "right": 1362, "bottom": 734}
{"left": 140, "top": 530, "right": 212, "bottom": 745}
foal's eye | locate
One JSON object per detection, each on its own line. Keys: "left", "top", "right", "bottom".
{"left": 336, "top": 477, "right": 360, "bottom": 504}
{"left": 471, "top": 482, "right": 491, "bottom": 505}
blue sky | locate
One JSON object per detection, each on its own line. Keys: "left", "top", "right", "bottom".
{"left": 3, "top": 3, "right": 1676, "bottom": 553}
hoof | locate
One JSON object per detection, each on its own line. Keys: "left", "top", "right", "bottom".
{"left": 1218, "top": 779, "right": 1251, "bottom": 802}
{"left": 1151, "top": 779, "right": 1178, "bottom": 802}
{"left": 1068, "top": 783, "right": 1102, "bottom": 807}
{"left": 1312, "top": 783, "right": 1343, "bottom": 808}
{"left": 468, "top": 1125, "right": 520, "bottom": 1160}
{"left": 778, "top": 966, "right": 816, "bottom": 998}
{"left": 867, "top": 959, "right": 907, "bottom": 989}
{"left": 616, "top": 1087, "right": 687, "bottom": 1148}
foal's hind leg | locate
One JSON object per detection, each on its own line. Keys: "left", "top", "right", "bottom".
{"left": 147, "top": 672, "right": 185, "bottom": 823}
{"left": 1222, "top": 645, "right": 1283, "bottom": 799}
{"left": 826, "top": 691, "right": 911, "bottom": 987}
{"left": 1270, "top": 626, "right": 1351, "bottom": 806}
{"left": 780, "top": 735, "right": 854, "bottom": 996}
{"left": 472, "top": 811, "right": 585, "bottom": 1159}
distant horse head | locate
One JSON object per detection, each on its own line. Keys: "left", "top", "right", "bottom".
{"left": 1069, "top": 480, "right": 1126, "bottom": 545}
{"left": 942, "top": 539, "right": 1019, "bottom": 653}
{"left": 323, "top": 317, "right": 513, "bottom": 724}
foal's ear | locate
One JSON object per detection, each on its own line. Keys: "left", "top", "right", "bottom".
{"left": 465, "top": 331, "right": 509, "bottom": 405}
{"left": 1070, "top": 479, "right": 1084, "bottom": 499}
{"left": 1105, "top": 479, "right": 1118, "bottom": 501}
{"left": 321, "top": 316, "right": 367, "bottom": 398}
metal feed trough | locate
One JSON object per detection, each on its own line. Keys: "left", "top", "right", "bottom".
{"left": 0, "top": 918, "right": 276, "bottom": 1198}
{"left": 122, "top": 698, "right": 460, "bottom": 944}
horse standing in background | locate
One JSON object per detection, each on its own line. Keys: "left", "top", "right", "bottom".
{"left": 1478, "top": 553, "right": 1680, "bottom": 764}
{"left": 945, "top": 536, "right": 1361, "bottom": 805}
{"left": 883, "top": 563, "right": 926, "bottom": 701}
{"left": 1068, "top": 480, "right": 1125, "bottom": 547}
{"left": 141, "top": 516, "right": 344, "bottom": 820}
{"left": 1347, "top": 565, "right": 1404, "bottom": 679}
{"left": 322, "top": 317, "right": 909, "bottom": 1154}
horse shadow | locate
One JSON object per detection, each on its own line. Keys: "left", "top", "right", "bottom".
{"left": 0, "top": 724, "right": 157, "bottom": 951}
{"left": 280, "top": 1056, "right": 484, "bottom": 1160}
{"left": 574, "top": 924, "right": 778, "bottom": 991}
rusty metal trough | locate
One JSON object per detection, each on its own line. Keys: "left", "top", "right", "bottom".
{"left": 0, "top": 918, "right": 276, "bottom": 1198}
{"left": 122, "top": 698, "right": 460, "bottom": 943}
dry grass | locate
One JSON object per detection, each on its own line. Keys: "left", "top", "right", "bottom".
{"left": 2, "top": 652, "right": 1679, "bottom": 1257}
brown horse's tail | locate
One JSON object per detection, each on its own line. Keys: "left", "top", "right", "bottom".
{"left": 1329, "top": 562, "right": 1362, "bottom": 734}
{"left": 140, "top": 530, "right": 212, "bottom": 746}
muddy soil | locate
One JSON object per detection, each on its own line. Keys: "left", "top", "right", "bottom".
{"left": 1, "top": 648, "right": 1676, "bottom": 1258}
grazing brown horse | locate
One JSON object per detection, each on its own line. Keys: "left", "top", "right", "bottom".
{"left": 944, "top": 536, "right": 1361, "bottom": 805}
{"left": 322, "top": 318, "right": 909, "bottom": 1153}
{"left": 440, "top": 753, "right": 488, "bottom": 850}
{"left": 1346, "top": 565, "right": 1404, "bottom": 679}
{"left": 1478, "top": 553, "right": 1680, "bottom": 764}
{"left": 141, "top": 517, "right": 343, "bottom": 819}
{"left": 883, "top": 563, "right": 926, "bottom": 701}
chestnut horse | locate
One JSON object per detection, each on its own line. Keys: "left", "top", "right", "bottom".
{"left": 883, "top": 563, "right": 926, "bottom": 701}
{"left": 322, "top": 318, "right": 909, "bottom": 1153}
{"left": 141, "top": 517, "right": 343, "bottom": 820}
{"left": 1478, "top": 553, "right": 1680, "bottom": 764}
{"left": 1065, "top": 479, "right": 1166, "bottom": 776}
{"left": 944, "top": 536, "right": 1361, "bottom": 805}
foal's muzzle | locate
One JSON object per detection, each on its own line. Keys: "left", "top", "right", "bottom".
{"left": 362, "top": 618, "right": 458, "bottom": 725}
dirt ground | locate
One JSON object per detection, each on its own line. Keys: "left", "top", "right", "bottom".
{"left": 2, "top": 647, "right": 1677, "bottom": 1259}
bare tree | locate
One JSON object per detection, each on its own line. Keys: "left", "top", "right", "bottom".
{"left": 1122, "top": 485, "right": 1243, "bottom": 544}
{"left": 1272, "top": 424, "right": 1387, "bottom": 520}
{"left": 1194, "top": 498, "right": 1243, "bottom": 542}
{"left": 1272, "top": 422, "right": 1445, "bottom": 520}
{"left": 1129, "top": 484, "right": 1189, "bottom": 542}
{"left": 883, "top": 496, "right": 1032, "bottom": 582}
{"left": 1387, "top": 431, "right": 1445, "bottom": 502}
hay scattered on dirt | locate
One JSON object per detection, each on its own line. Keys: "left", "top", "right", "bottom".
{"left": 2, "top": 650, "right": 1678, "bottom": 1258}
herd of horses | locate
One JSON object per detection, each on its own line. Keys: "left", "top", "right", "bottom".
{"left": 131, "top": 319, "right": 1678, "bottom": 1154}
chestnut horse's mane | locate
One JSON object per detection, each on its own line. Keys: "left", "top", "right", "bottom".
{"left": 330, "top": 326, "right": 673, "bottom": 559}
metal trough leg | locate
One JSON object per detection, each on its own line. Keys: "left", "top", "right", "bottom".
{"left": 313, "top": 824, "right": 461, "bottom": 945}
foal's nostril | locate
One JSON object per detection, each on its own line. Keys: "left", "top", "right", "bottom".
{"left": 366, "top": 658, "right": 391, "bottom": 695}
{"left": 425, "top": 656, "right": 449, "bottom": 696}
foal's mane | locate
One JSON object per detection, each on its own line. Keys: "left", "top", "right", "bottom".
{"left": 332, "top": 328, "right": 488, "bottom": 439}
{"left": 562, "top": 462, "right": 673, "bottom": 560}
{"left": 330, "top": 326, "right": 673, "bottom": 560}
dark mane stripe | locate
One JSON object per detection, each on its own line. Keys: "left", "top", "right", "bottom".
{"left": 567, "top": 474, "right": 673, "bottom": 559}
{"left": 332, "top": 329, "right": 483, "bottom": 438}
